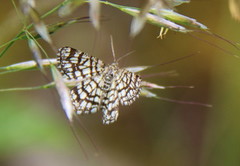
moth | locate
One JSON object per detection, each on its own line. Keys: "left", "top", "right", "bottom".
{"left": 57, "top": 47, "right": 141, "bottom": 124}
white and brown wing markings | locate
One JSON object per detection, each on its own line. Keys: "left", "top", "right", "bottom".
{"left": 116, "top": 69, "right": 142, "bottom": 106}
{"left": 100, "top": 69, "right": 141, "bottom": 124}
{"left": 99, "top": 78, "right": 120, "bottom": 124}
{"left": 71, "top": 76, "right": 104, "bottom": 115}
{"left": 101, "top": 89, "right": 120, "bottom": 124}
{"left": 57, "top": 46, "right": 142, "bottom": 124}
{"left": 57, "top": 46, "right": 105, "bottom": 80}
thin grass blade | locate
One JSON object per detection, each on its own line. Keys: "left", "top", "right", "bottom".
{"left": 51, "top": 65, "right": 74, "bottom": 121}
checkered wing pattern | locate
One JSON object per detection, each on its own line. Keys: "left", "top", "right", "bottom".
{"left": 116, "top": 70, "right": 142, "bottom": 106}
{"left": 57, "top": 47, "right": 106, "bottom": 115}
{"left": 101, "top": 79, "right": 120, "bottom": 124}
{"left": 57, "top": 47, "right": 105, "bottom": 80}
{"left": 71, "top": 75, "right": 105, "bottom": 114}
{"left": 57, "top": 47, "right": 142, "bottom": 124}
{"left": 100, "top": 69, "right": 142, "bottom": 124}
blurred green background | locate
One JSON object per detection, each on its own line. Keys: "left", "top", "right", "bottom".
{"left": 1, "top": 0, "right": 240, "bottom": 166}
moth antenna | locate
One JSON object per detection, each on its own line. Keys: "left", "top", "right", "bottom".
{"left": 116, "top": 50, "right": 136, "bottom": 63}
{"left": 110, "top": 35, "right": 117, "bottom": 62}
{"left": 110, "top": 36, "right": 136, "bottom": 63}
